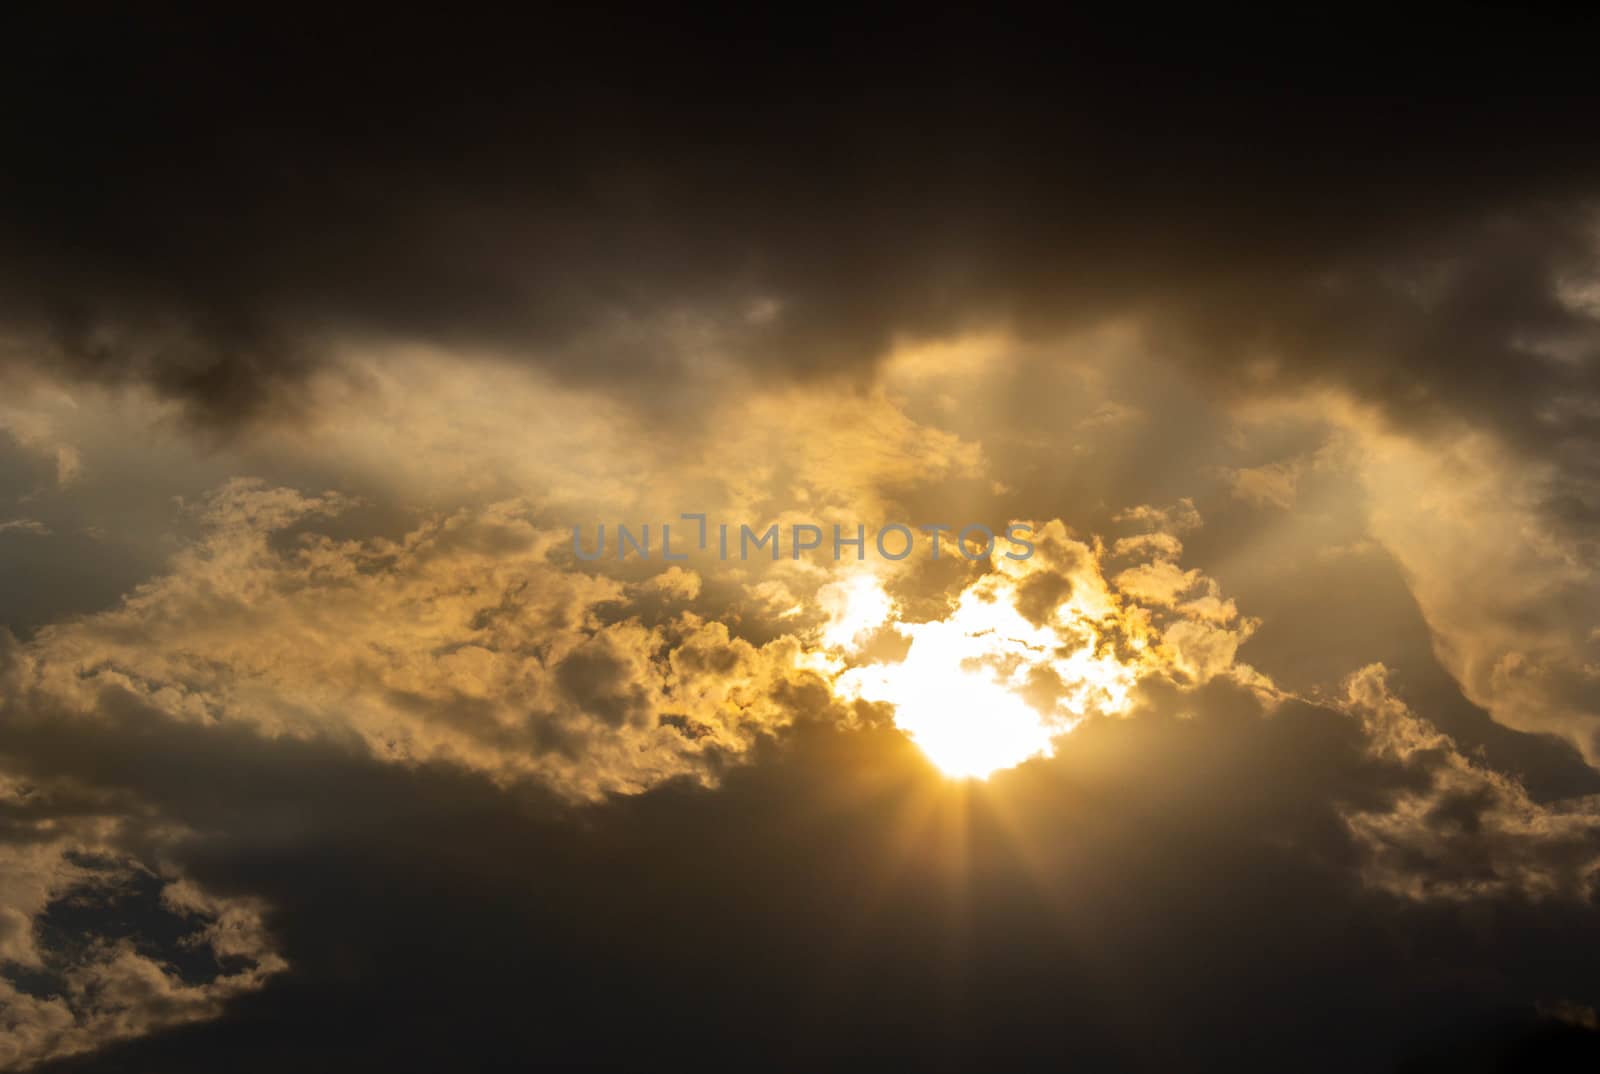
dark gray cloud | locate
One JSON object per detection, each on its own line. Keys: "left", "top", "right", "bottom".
{"left": 2, "top": 11, "right": 1597, "bottom": 449}
{"left": 3, "top": 675, "right": 1596, "bottom": 1072}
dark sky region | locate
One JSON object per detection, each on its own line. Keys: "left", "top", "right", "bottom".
{"left": 2, "top": 8, "right": 1600, "bottom": 1072}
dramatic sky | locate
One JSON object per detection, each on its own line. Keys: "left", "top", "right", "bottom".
{"left": 3, "top": 10, "right": 1600, "bottom": 1072}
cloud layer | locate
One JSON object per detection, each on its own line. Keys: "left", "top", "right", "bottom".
{"left": 2, "top": 11, "right": 1599, "bottom": 1070}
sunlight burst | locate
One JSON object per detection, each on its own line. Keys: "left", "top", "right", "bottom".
{"left": 829, "top": 569, "right": 1139, "bottom": 779}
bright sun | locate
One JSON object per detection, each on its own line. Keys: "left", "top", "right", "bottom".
{"left": 824, "top": 568, "right": 1139, "bottom": 779}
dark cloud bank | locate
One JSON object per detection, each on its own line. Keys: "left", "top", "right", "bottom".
{"left": 2, "top": 10, "right": 1598, "bottom": 450}
{"left": 2, "top": 554, "right": 1597, "bottom": 1071}
{"left": 2, "top": 675, "right": 1595, "bottom": 1072}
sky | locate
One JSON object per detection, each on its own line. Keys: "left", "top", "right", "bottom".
{"left": 2, "top": 10, "right": 1600, "bottom": 1072}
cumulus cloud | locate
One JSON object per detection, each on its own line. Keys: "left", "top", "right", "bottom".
{"left": 1344, "top": 416, "right": 1600, "bottom": 762}
{"left": 0, "top": 693, "right": 284, "bottom": 1069}
{"left": 9, "top": 482, "right": 849, "bottom": 800}
{"left": 1343, "top": 664, "right": 1600, "bottom": 902}
{"left": 7, "top": 480, "right": 1258, "bottom": 799}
